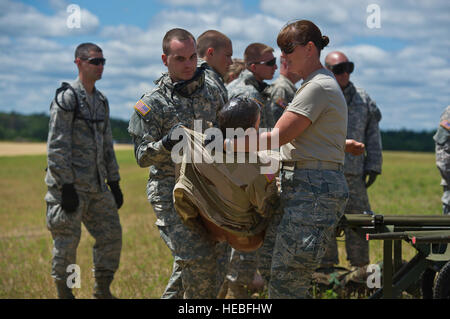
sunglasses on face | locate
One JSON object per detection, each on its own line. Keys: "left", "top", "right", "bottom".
{"left": 83, "top": 57, "right": 106, "bottom": 66}
{"left": 280, "top": 42, "right": 303, "bottom": 55}
{"left": 252, "top": 57, "right": 276, "bottom": 67}
{"left": 328, "top": 61, "right": 354, "bottom": 75}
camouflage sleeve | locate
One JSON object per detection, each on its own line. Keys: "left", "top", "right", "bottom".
{"left": 206, "top": 80, "right": 226, "bottom": 126}
{"left": 128, "top": 96, "right": 170, "bottom": 168}
{"left": 268, "top": 86, "right": 288, "bottom": 126}
{"left": 102, "top": 100, "right": 120, "bottom": 182}
{"left": 46, "top": 89, "right": 76, "bottom": 187}
{"left": 364, "top": 96, "right": 383, "bottom": 174}
{"left": 434, "top": 123, "right": 450, "bottom": 185}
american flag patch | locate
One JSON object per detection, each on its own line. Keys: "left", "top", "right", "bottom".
{"left": 264, "top": 173, "right": 276, "bottom": 183}
{"left": 134, "top": 99, "right": 151, "bottom": 116}
{"left": 440, "top": 120, "right": 450, "bottom": 131}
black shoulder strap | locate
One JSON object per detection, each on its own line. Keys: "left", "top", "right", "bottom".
{"left": 53, "top": 82, "right": 79, "bottom": 112}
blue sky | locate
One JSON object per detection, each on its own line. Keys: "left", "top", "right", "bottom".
{"left": 1, "top": 0, "right": 449, "bottom": 131}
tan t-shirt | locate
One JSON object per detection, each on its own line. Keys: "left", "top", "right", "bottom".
{"left": 280, "top": 68, "right": 347, "bottom": 164}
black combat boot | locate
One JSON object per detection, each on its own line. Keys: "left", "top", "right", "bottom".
{"left": 55, "top": 279, "right": 75, "bottom": 299}
{"left": 93, "top": 276, "right": 117, "bottom": 299}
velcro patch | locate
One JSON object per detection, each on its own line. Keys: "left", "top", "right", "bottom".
{"left": 134, "top": 99, "right": 151, "bottom": 116}
{"left": 276, "top": 98, "right": 287, "bottom": 109}
{"left": 440, "top": 120, "right": 450, "bottom": 131}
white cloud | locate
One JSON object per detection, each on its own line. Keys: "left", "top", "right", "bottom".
{"left": 0, "top": 0, "right": 448, "bottom": 131}
{"left": 0, "top": 0, "right": 99, "bottom": 37}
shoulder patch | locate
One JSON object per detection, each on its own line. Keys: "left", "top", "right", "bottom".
{"left": 134, "top": 99, "right": 151, "bottom": 116}
{"left": 276, "top": 97, "right": 288, "bottom": 109}
{"left": 440, "top": 120, "right": 450, "bottom": 131}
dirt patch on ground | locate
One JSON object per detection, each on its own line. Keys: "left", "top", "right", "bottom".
{"left": 0, "top": 142, "right": 132, "bottom": 157}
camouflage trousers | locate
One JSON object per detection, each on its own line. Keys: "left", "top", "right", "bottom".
{"left": 153, "top": 201, "right": 227, "bottom": 299}
{"left": 442, "top": 187, "right": 450, "bottom": 215}
{"left": 269, "top": 168, "right": 348, "bottom": 298}
{"left": 226, "top": 211, "right": 283, "bottom": 287}
{"left": 321, "top": 174, "right": 370, "bottom": 267}
{"left": 45, "top": 188, "right": 122, "bottom": 281}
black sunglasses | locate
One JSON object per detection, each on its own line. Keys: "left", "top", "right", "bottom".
{"left": 280, "top": 42, "right": 304, "bottom": 55}
{"left": 82, "top": 57, "right": 106, "bottom": 66}
{"left": 251, "top": 57, "right": 276, "bottom": 67}
{"left": 328, "top": 61, "right": 354, "bottom": 75}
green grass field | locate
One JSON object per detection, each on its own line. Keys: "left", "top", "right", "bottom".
{"left": 0, "top": 150, "right": 444, "bottom": 298}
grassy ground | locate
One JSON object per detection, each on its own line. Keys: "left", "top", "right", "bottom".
{"left": 0, "top": 150, "right": 443, "bottom": 298}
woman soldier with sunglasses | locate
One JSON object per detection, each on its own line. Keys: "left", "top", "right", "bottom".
{"left": 224, "top": 20, "right": 367, "bottom": 298}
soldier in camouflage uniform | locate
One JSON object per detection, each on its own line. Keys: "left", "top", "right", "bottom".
{"left": 197, "top": 30, "right": 233, "bottom": 103}
{"left": 321, "top": 51, "right": 383, "bottom": 269}
{"left": 127, "top": 29, "right": 225, "bottom": 299}
{"left": 45, "top": 43, "right": 123, "bottom": 299}
{"left": 224, "top": 42, "right": 277, "bottom": 298}
{"left": 227, "top": 43, "right": 277, "bottom": 129}
{"left": 268, "top": 56, "right": 302, "bottom": 123}
{"left": 196, "top": 30, "right": 234, "bottom": 295}
{"left": 434, "top": 106, "right": 450, "bottom": 215}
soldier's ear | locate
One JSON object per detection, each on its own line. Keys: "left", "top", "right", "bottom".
{"left": 162, "top": 54, "right": 168, "bottom": 67}
{"left": 206, "top": 47, "right": 214, "bottom": 57}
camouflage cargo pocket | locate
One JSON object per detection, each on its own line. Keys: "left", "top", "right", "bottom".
{"left": 46, "top": 202, "right": 79, "bottom": 232}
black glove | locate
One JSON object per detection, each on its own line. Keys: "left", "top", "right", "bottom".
{"left": 363, "top": 171, "right": 378, "bottom": 188}
{"left": 161, "top": 123, "right": 185, "bottom": 151}
{"left": 61, "top": 183, "right": 79, "bottom": 213}
{"left": 108, "top": 181, "right": 124, "bottom": 209}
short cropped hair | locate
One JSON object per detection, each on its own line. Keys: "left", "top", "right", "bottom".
{"left": 244, "top": 43, "right": 274, "bottom": 65}
{"left": 197, "top": 30, "right": 231, "bottom": 58}
{"left": 75, "top": 43, "right": 102, "bottom": 60}
{"left": 163, "top": 28, "right": 196, "bottom": 55}
{"left": 217, "top": 97, "right": 261, "bottom": 135}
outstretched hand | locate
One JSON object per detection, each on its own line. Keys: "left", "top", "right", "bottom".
{"left": 345, "top": 139, "right": 365, "bottom": 156}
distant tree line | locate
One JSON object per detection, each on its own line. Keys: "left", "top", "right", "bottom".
{"left": 0, "top": 112, "right": 132, "bottom": 144}
{"left": 0, "top": 112, "right": 438, "bottom": 151}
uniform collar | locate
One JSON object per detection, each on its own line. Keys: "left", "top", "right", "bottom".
{"left": 73, "top": 77, "right": 104, "bottom": 101}
{"left": 198, "top": 58, "right": 225, "bottom": 82}
{"left": 342, "top": 81, "right": 356, "bottom": 105}
{"left": 158, "top": 67, "right": 206, "bottom": 98}
{"left": 242, "top": 69, "right": 268, "bottom": 93}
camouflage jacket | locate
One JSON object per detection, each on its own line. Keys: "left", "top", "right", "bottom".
{"left": 343, "top": 82, "right": 383, "bottom": 175}
{"left": 128, "top": 68, "right": 224, "bottom": 204}
{"left": 226, "top": 69, "right": 275, "bottom": 129}
{"left": 434, "top": 105, "right": 450, "bottom": 186}
{"left": 267, "top": 74, "right": 297, "bottom": 124}
{"left": 198, "top": 58, "right": 228, "bottom": 104}
{"left": 45, "top": 77, "right": 120, "bottom": 194}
